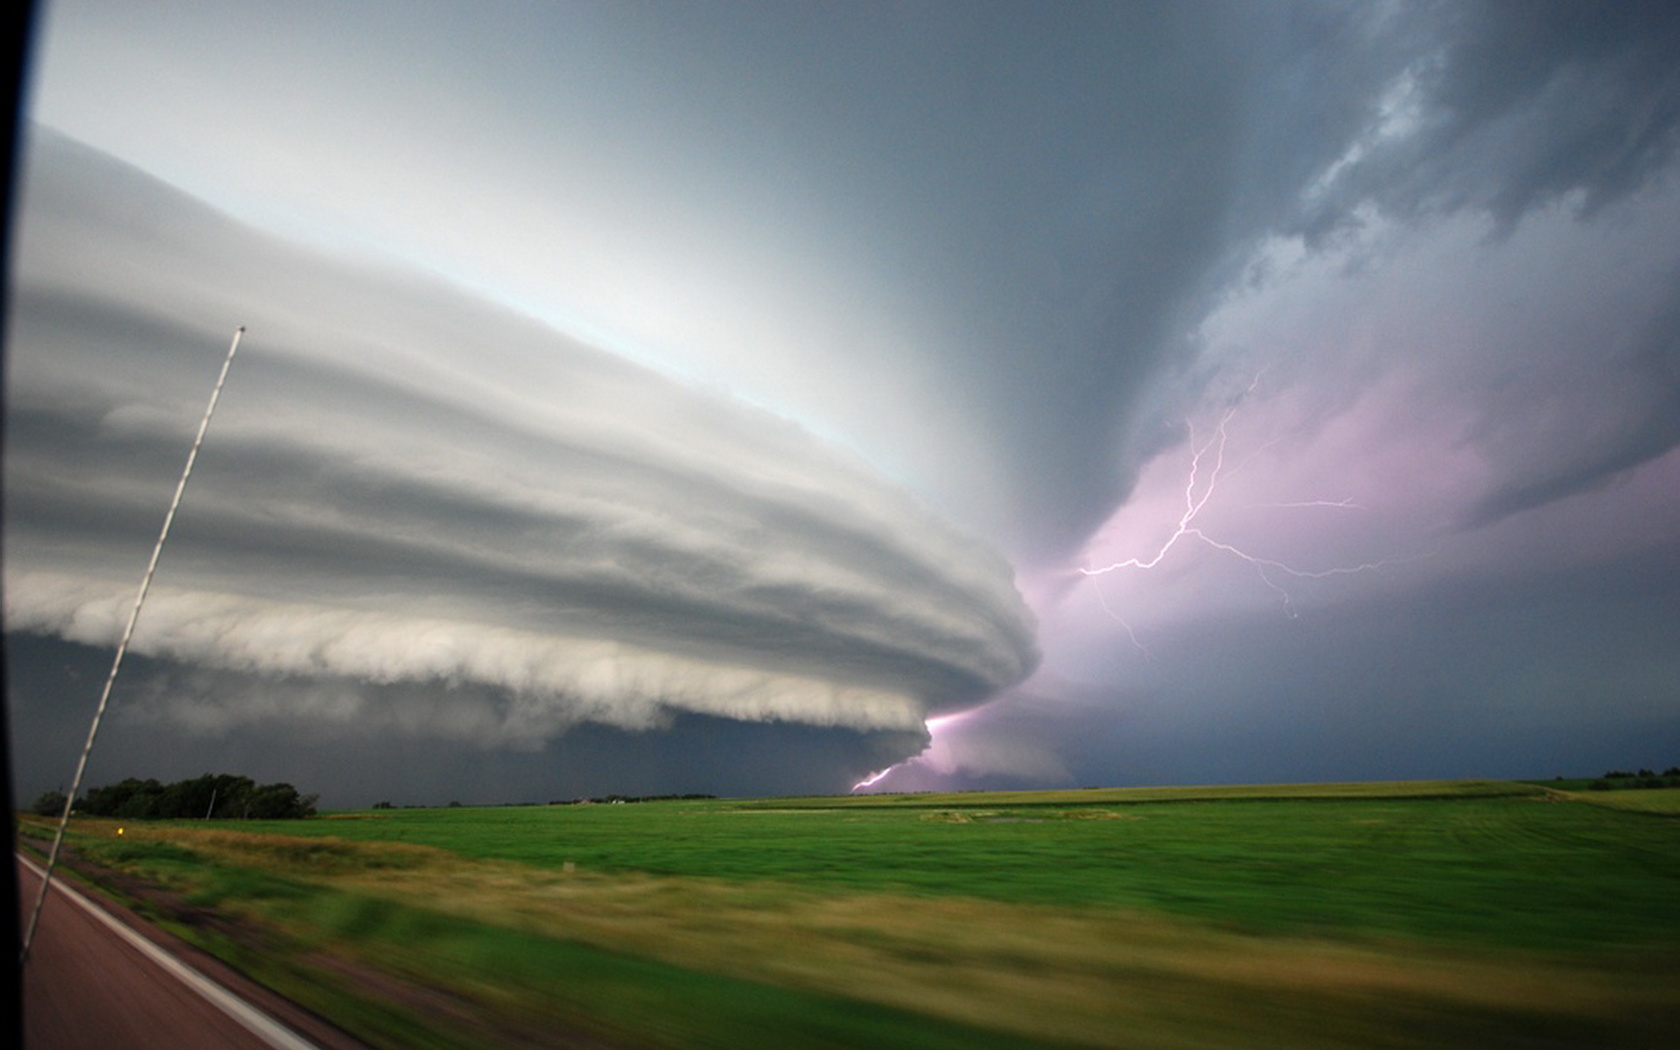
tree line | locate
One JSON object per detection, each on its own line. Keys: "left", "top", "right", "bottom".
{"left": 1589, "top": 767, "right": 1680, "bottom": 791}
{"left": 31, "top": 773, "right": 317, "bottom": 820}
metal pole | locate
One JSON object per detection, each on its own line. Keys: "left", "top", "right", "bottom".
{"left": 21, "top": 326, "right": 246, "bottom": 964}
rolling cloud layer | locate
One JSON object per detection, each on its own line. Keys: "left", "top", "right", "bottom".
{"left": 6, "top": 133, "right": 1037, "bottom": 754}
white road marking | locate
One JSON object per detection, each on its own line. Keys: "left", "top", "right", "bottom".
{"left": 18, "top": 852, "right": 326, "bottom": 1050}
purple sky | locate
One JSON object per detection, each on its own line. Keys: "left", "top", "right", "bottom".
{"left": 8, "top": 1, "right": 1679, "bottom": 805}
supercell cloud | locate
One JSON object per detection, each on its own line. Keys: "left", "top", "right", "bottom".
{"left": 5, "top": 133, "right": 1038, "bottom": 753}
{"left": 9, "top": 2, "right": 1680, "bottom": 802}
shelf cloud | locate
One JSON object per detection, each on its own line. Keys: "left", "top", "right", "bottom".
{"left": 5, "top": 132, "right": 1038, "bottom": 750}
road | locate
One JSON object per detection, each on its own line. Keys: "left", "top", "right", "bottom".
{"left": 17, "top": 855, "right": 365, "bottom": 1050}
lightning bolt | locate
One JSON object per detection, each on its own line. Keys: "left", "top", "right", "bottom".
{"left": 1082, "top": 401, "right": 1246, "bottom": 577}
{"left": 851, "top": 767, "right": 896, "bottom": 790}
{"left": 1091, "top": 582, "right": 1152, "bottom": 660}
{"left": 1080, "top": 381, "right": 1416, "bottom": 632}
{"left": 857, "top": 380, "right": 1419, "bottom": 793}
{"left": 852, "top": 710, "right": 970, "bottom": 792}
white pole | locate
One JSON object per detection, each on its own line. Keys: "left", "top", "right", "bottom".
{"left": 21, "top": 326, "right": 246, "bottom": 964}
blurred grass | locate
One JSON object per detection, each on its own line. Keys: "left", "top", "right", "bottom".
{"left": 764, "top": 778, "right": 1547, "bottom": 806}
{"left": 181, "top": 782, "right": 1677, "bottom": 951}
{"left": 19, "top": 780, "right": 1680, "bottom": 1049}
{"left": 1562, "top": 787, "right": 1680, "bottom": 814}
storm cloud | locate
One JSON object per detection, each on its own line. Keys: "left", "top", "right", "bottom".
{"left": 9, "top": 2, "right": 1680, "bottom": 803}
{"left": 5, "top": 132, "right": 1037, "bottom": 755}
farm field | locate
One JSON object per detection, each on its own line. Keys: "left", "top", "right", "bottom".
{"left": 18, "top": 779, "right": 1680, "bottom": 1050}
{"left": 1565, "top": 787, "right": 1680, "bottom": 814}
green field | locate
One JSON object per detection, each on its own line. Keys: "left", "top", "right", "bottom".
{"left": 19, "top": 779, "right": 1680, "bottom": 1050}
{"left": 1567, "top": 787, "right": 1680, "bottom": 814}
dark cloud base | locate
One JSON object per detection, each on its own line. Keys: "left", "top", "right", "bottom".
{"left": 5, "top": 634, "right": 927, "bottom": 808}
{"left": 889, "top": 544, "right": 1680, "bottom": 796}
{"left": 1067, "top": 563, "right": 1680, "bottom": 790}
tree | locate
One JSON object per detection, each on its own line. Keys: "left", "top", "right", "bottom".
{"left": 30, "top": 790, "right": 67, "bottom": 817}
{"left": 81, "top": 778, "right": 165, "bottom": 817}
{"left": 159, "top": 774, "right": 222, "bottom": 820}
{"left": 70, "top": 773, "right": 317, "bottom": 819}
{"left": 246, "top": 782, "right": 316, "bottom": 819}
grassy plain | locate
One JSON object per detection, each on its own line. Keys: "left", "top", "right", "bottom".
{"left": 18, "top": 779, "right": 1680, "bottom": 1050}
{"left": 1565, "top": 787, "right": 1680, "bottom": 814}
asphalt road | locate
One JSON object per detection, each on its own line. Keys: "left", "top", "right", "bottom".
{"left": 17, "top": 855, "right": 365, "bottom": 1050}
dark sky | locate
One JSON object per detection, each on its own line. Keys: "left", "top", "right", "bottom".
{"left": 8, "top": 1, "right": 1679, "bottom": 806}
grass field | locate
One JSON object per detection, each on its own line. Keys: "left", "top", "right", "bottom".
{"left": 1564, "top": 787, "right": 1680, "bottom": 814}
{"left": 18, "top": 779, "right": 1680, "bottom": 1050}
